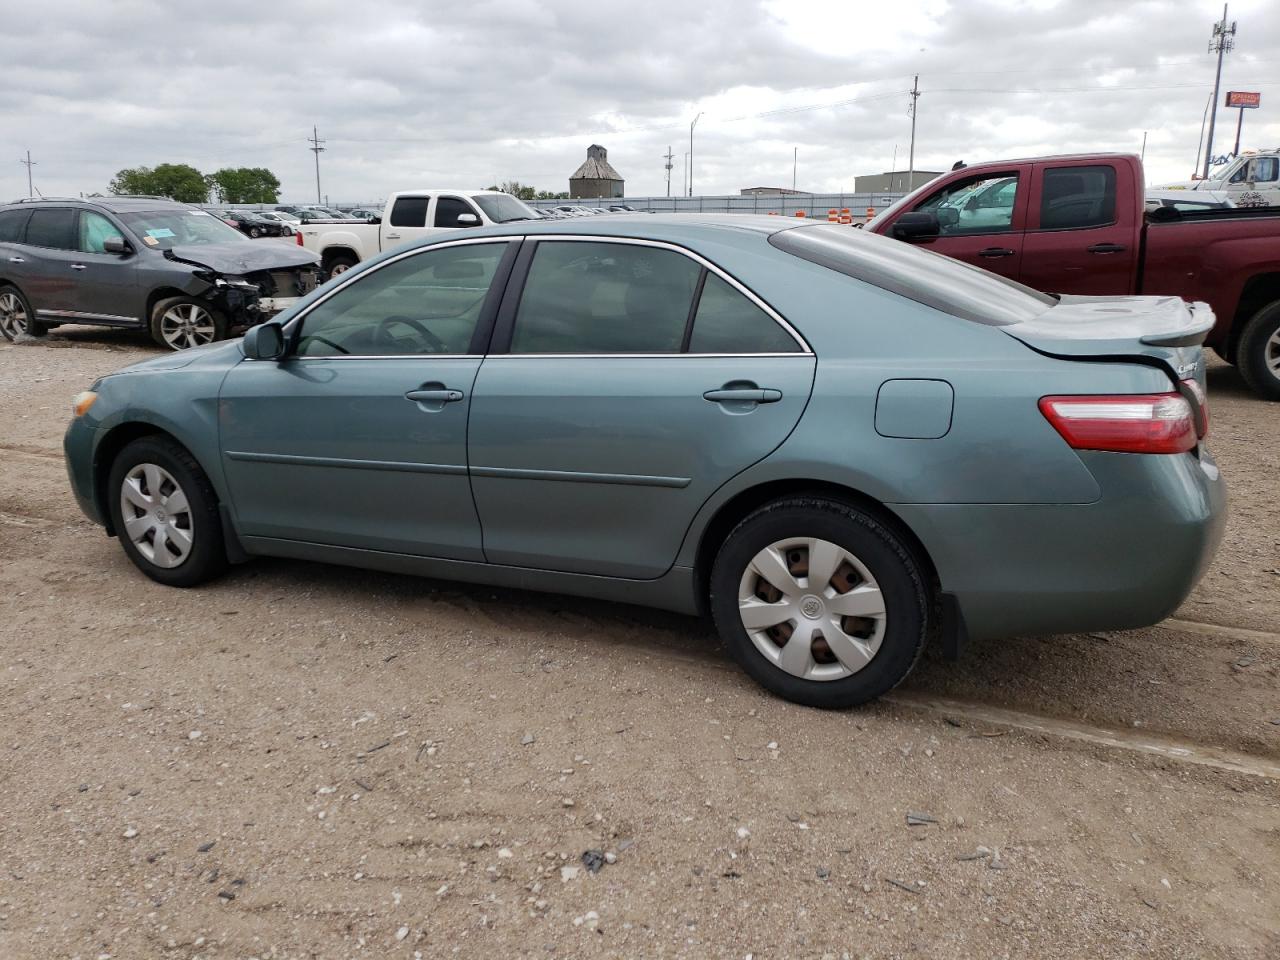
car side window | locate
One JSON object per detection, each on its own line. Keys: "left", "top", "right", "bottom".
{"left": 24, "top": 208, "right": 78, "bottom": 250}
{"left": 1038, "top": 165, "right": 1116, "bottom": 230}
{"left": 435, "top": 197, "right": 478, "bottom": 228}
{"left": 389, "top": 197, "right": 429, "bottom": 228}
{"left": 0, "top": 209, "right": 30, "bottom": 243}
{"left": 688, "top": 274, "right": 799, "bottom": 354}
{"left": 295, "top": 242, "right": 507, "bottom": 357}
{"left": 1250, "top": 157, "right": 1278, "bottom": 183}
{"left": 915, "top": 173, "right": 1020, "bottom": 236}
{"left": 78, "top": 211, "right": 121, "bottom": 254}
{"left": 510, "top": 241, "right": 701, "bottom": 354}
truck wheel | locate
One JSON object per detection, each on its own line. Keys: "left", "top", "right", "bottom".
{"left": 325, "top": 253, "right": 358, "bottom": 281}
{"left": 1236, "top": 301, "right": 1280, "bottom": 401}
{"left": 150, "top": 297, "right": 228, "bottom": 351}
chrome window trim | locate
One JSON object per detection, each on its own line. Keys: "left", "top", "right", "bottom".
{"left": 511, "top": 234, "right": 813, "bottom": 355}
{"left": 281, "top": 232, "right": 814, "bottom": 358}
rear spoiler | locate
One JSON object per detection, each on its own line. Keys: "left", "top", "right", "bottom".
{"left": 1140, "top": 301, "right": 1215, "bottom": 348}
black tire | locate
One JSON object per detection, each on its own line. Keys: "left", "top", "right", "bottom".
{"left": 149, "top": 296, "right": 229, "bottom": 351}
{"left": 249, "top": 226, "right": 263, "bottom": 238}
{"left": 324, "top": 253, "right": 358, "bottom": 281}
{"left": 0, "top": 284, "right": 42, "bottom": 341}
{"left": 1236, "top": 300, "right": 1280, "bottom": 401}
{"left": 709, "top": 497, "right": 932, "bottom": 709}
{"left": 106, "top": 436, "right": 229, "bottom": 587}
{"left": 1211, "top": 345, "right": 1234, "bottom": 366}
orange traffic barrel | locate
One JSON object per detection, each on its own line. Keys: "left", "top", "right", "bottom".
{"left": 827, "top": 208, "right": 839, "bottom": 222}
{"left": 865, "top": 206, "right": 875, "bottom": 220}
{"left": 839, "top": 208, "right": 852, "bottom": 224}
{"left": 795, "top": 210, "right": 806, "bottom": 217}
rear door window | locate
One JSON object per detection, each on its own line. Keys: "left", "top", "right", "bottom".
{"left": 509, "top": 241, "right": 700, "bottom": 354}
{"left": 24, "top": 208, "right": 78, "bottom": 249}
{"left": 389, "top": 196, "right": 429, "bottom": 227}
{"left": 687, "top": 273, "right": 799, "bottom": 353}
{"left": 1038, "top": 165, "right": 1116, "bottom": 230}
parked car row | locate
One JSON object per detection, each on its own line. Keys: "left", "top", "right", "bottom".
{"left": 0, "top": 196, "right": 321, "bottom": 349}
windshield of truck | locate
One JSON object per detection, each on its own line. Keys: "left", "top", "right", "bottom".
{"left": 474, "top": 194, "right": 537, "bottom": 223}
{"left": 117, "top": 209, "right": 247, "bottom": 250}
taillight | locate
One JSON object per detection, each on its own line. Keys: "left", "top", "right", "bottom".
{"left": 296, "top": 229, "right": 304, "bottom": 247}
{"left": 1180, "top": 378, "right": 1209, "bottom": 439}
{"left": 1039, "top": 393, "right": 1196, "bottom": 454}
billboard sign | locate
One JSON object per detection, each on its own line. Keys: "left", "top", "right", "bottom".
{"left": 1225, "top": 91, "right": 1261, "bottom": 108}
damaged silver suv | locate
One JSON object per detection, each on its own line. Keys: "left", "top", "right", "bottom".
{"left": 0, "top": 197, "right": 321, "bottom": 350}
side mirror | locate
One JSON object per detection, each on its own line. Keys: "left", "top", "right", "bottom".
{"left": 103, "top": 236, "right": 130, "bottom": 254}
{"left": 891, "top": 211, "right": 942, "bottom": 240}
{"left": 242, "top": 321, "right": 286, "bottom": 361}
{"left": 456, "top": 213, "right": 480, "bottom": 226}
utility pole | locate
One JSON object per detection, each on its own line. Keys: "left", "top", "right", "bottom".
{"left": 18, "top": 150, "right": 36, "bottom": 198}
{"left": 1202, "top": 4, "right": 1236, "bottom": 179}
{"left": 308, "top": 126, "right": 326, "bottom": 205}
{"left": 688, "top": 113, "right": 702, "bottom": 197}
{"left": 1140, "top": 130, "right": 1148, "bottom": 163}
{"left": 664, "top": 146, "right": 674, "bottom": 197}
{"left": 792, "top": 147, "right": 797, "bottom": 192}
{"left": 682, "top": 153, "right": 689, "bottom": 197}
{"left": 907, "top": 75, "right": 920, "bottom": 188}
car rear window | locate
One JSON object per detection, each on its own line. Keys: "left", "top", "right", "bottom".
{"left": 768, "top": 224, "right": 1055, "bottom": 326}
{"left": 25, "top": 208, "right": 78, "bottom": 250}
{"left": 0, "top": 209, "right": 31, "bottom": 243}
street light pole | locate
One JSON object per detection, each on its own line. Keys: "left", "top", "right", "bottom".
{"left": 688, "top": 112, "right": 702, "bottom": 198}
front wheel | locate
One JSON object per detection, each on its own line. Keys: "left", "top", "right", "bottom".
{"left": 107, "top": 436, "right": 228, "bottom": 587}
{"left": 709, "top": 498, "right": 932, "bottom": 708}
{"left": 1236, "top": 301, "right": 1280, "bottom": 401}
{"left": 249, "top": 226, "right": 263, "bottom": 238}
{"left": 150, "top": 297, "right": 228, "bottom": 351}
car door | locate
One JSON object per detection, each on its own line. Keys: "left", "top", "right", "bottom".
{"left": 218, "top": 238, "right": 518, "bottom": 559}
{"left": 379, "top": 194, "right": 434, "bottom": 251}
{"left": 1019, "top": 161, "right": 1139, "bottom": 296}
{"left": 16, "top": 207, "right": 82, "bottom": 317}
{"left": 61, "top": 210, "right": 140, "bottom": 323}
{"left": 467, "top": 237, "right": 816, "bottom": 579}
{"left": 894, "top": 169, "right": 1029, "bottom": 281}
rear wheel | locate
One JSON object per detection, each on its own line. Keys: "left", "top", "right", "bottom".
{"left": 0, "top": 286, "right": 41, "bottom": 340}
{"left": 325, "top": 253, "right": 358, "bottom": 281}
{"left": 107, "top": 436, "right": 228, "bottom": 587}
{"left": 150, "top": 297, "right": 228, "bottom": 351}
{"left": 249, "top": 226, "right": 263, "bottom": 238}
{"left": 709, "top": 497, "right": 932, "bottom": 708}
{"left": 1236, "top": 300, "right": 1280, "bottom": 401}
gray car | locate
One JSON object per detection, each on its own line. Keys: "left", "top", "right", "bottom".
{"left": 63, "top": 216, "right": 1226, "bottom": 708}
{"left": 0, "top": 197, "right": 320, "bottom": 349}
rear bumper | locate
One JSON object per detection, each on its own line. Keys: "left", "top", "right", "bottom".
{"left": 894, "top": 449, "right": 1226, "bottom": 640}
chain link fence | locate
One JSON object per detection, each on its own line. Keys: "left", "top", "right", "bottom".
{"left": 528, "top": 192, "right": 906, "bottom": 220}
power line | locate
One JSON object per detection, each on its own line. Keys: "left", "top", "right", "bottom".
{"left": 308, "top": 125, "right": 326, "bottom": 205}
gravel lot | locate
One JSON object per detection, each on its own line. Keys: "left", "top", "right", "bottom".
{"left": 1, "top": 328, "right": 1277, "bottom": 959}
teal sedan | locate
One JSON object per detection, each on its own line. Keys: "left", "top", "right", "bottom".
{"left": 64, "top": 216, "right": 1225, "bottom": 708}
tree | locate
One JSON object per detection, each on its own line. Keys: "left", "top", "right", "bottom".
{"left": 485, "top": 180, "right": 538, "bottom": 200}
{"left": 536, "top": 190, "right": 570, "bottom": 200}
{"left": 109, "top": 163, "right": 208, "bottom": 203}
{"left": 208, "top": 167, "right": 282, "bottom": 204}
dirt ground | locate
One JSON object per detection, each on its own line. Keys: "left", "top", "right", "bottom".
{"left": 1, "top": 328, "right": 1277, "bottom": 960}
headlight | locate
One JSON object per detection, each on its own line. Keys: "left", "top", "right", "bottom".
{"left": 72, "top": 391, "right": 98, "bottom": 417}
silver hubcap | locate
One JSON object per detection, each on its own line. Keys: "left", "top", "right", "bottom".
{"left": 160, "top": 303, "right": 216, "bottom": 350}
{"left": 738, "top": 537, "right": 887, "bottom": 681}
{"left": 0, "top": 291, "right": 28, "bottom": 339}
{"left": 1266, "top": 328, "right": 1280, "bottom": 377}
{"left": 329, "top": 262, "right": 351, "bottom": 276}
{"left": 119, "top": 463, "right": 194, "bottom": 568}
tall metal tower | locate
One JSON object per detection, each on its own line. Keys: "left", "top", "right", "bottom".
{"left": 664, "top": 146, "right": 674, "bottom": 197}
{"left": 308, "top": 126, "right": 327, "bottom": 205}
{"left": 1202, "top": 4, "right": 1236, "bottom": 179}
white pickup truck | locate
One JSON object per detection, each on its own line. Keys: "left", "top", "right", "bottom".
{"left": 1157, "top": 148, "right": 1280, "bottom": 207}
{"left": 298, "top": 189, "right": 540, "bottom": 277}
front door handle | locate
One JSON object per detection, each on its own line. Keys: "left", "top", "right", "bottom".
{"left": 405, "top": 388, "right": 464, "bottom": 404}
{"left": 7, "top": 256, "right": 24, "bottom": 264}
{"left": 70, "top": 264, "right": 87, "bottom": 271}
{"left": 703, "top": 387, "right": 783, "bottom": 403}
{"left": 978, "top": 247, "right": 1015, "bottom": 258}
{"left": 1087, "top": 242, "right": 1127, "bottom": 254}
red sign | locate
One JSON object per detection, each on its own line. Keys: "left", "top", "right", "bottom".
{"left": 1225, "top": 91, "right": 1261, "bottom": 108}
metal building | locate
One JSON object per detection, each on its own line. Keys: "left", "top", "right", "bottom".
{"left": 853, "top": 169, "right": 943, "bottom": 193}
{"left": 569, "top": 145, "right": 624, "bottom": 199}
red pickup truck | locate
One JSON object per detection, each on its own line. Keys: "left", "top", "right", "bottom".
{"left": 868, "top": 153, "right": 1280, "bottom": 399}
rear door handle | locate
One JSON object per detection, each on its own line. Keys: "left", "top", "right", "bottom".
{"left": 1087, "top": 243, "right": 1127, "bottom": 254}
{"left": 70, "top": 264, "right": 87, "bottom": 271}
{"left": 406, "top": 388, "right": 463, "bottom": 403}
{"left": 703, "top": 387, "right": 783, "bottom": 403}
{"left": 384, "top": 233, "right": 402, "bottom": 239}
{"left": 8, "top": 256, "right": 24, "bottom": 264}
{"left": 978, "top": 247, "right": 1015, "bottom": 258}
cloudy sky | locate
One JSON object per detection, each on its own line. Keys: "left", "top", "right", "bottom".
{"left": 3, "top": 0, "right": 1277, "bottom": 203}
